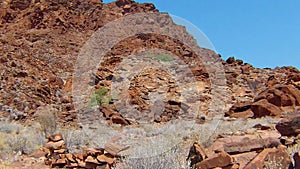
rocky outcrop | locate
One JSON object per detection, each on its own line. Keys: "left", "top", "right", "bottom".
{"left": 0, "top": 0, "right": 158, "bottom": 126}
{"left": 226, "top": 84, "right": 300, "bottom": 118}
{"left": 43, "top": 134, "right": 127, "bottom": 169}
{"left": 187, "top": 130, "right": 293, "bottom": 169}
{"left": 206, "top": 130, "right": 281, "bottom": 155}
{"left": 1, "top": 0, "right": 300, "bottom": 168}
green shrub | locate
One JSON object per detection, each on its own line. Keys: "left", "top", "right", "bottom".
{"left": 147, "top": 54, "right": 174, "bottom": 62}
{"left": 89, "top": 87, "right": 115, "bottom": 107}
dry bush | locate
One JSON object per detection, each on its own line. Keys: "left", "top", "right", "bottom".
{"left": 286, "top": 141, "right": 300, "bottom": 166}
{"left": 264, "top": 156, "right": 285, "bottom": 169}
{"left": 6, "top": 134, "right": 27, "bottom": 154}
{"left": 61, "top": 129, "right": 90, "bottom": 153}
{"left": 35, "top": 105, "right": 58, "bottom": 137}
{"left": 0, "top": 120, "right": 45, "bottom": 155}
{"left": 115, "top": 146, "right": 189, "bottom": 169}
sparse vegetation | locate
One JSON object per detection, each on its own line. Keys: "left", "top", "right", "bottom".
{"left": 264, "top": 156, "right": 285, "bottom": 169}
{"left": 0, "top": 120, "right": 45, "bottom": 155}
{"left": 286, "top": 141, "right": 300, "bottom": 166}
{"left": 61, "top": 129, "right": 90, "bottom": 153}
{"left": 35, "top": 106, "right": 58, "bottom": 137}
{"left": 115, "top": 145, "right": 189, "bottom": 169}
{"left": 89, "top": 87, "right": 113, "bottom": 107}
{"left": 147, "top": 54, "right": 174, "bottom": 62}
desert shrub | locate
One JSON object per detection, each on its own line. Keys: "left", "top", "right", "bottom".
{"left": 264, "top": 156, "right": 285, "bottom": 169}
{"left": 115, "top": 146, "right": 189, "bottom": 169}
{"left": 61, "top": 129, "right": 90, "bottom": 153}
{"left": 286, "top": 141, "right": 300, "bottom": 166}
{"left": 89, "top": 87, "right": 112, "bottom": 107}
{"left": 147, "top": 54, "right": 174, "bottom": 62}
{"left": 0, "top": 119, "right": 21, "bottom": 134}
{"left": 0, "top": 133, "right": 7, "bottom": 151}
{"left": 35, "top": 105, "right": 58, "bottom": 137}
{"left": 6, "top": 134, "right": 27, "bottom": 154}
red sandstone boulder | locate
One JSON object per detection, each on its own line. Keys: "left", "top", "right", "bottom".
{"left": 207, "top": 130, "right": 281, "bottom": 155}
{"left": 187, "top": 142, "right": 207, "bottom": 167}
{"left": 276, "top": 115, "right": 300, "bottom": 136}
{"left": 251, "top": 99, "right": 282, "bottom": 117}
{"left": 195, "top": 151, "right": 233, "bottom": 169}
{"left": 231, "top": 151, "right": 258, "bottom": 169}
{"left": 225, "top": 102, "right": 254, "bottom": 118}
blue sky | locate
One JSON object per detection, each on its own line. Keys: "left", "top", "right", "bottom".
{"left": 104, "top": 0, "right": 300, "bottom": 69}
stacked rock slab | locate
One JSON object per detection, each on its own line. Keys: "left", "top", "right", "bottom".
{"left": 43, "top": 134, "right": 125, "bottom": 169}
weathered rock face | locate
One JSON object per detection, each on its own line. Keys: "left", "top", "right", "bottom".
{"left": 1, "top": 0, "right": 300, "bottom": 127}
{"left": 1, "top": 1, "right": 300, "bottom": 168}
{"left": 255, "top": 84, "right": 300, "bottom": 109}
{"left": 0, "top": 0, "right": 158, "bottom": 125}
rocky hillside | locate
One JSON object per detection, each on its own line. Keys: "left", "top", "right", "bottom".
{"left": 1, "top": 0, "right": 300, "bottom": 169}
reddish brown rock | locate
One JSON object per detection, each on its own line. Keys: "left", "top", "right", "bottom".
{"left": 54, "top": 148, "right": 67, "bottom": 154}
{"left": 276, "top": 115, "right": 300, "bottom": 136}
{"left": 110, "top": 114, "right": 130, "bottom": 125}
{"left": 207, "top": 130, "right": 281, "bottom": 155}
{"left": 51, "top": 158, "right": 67, "bottom": 168}
{"left": 230, "top": 109, "right": 254, "bottom": 119}
{"left": 187, "top": 142, "right": 207, "bottom": 167}
{"left": 97, "top": 154, "right": 115, "bottom": 165}
{"left": 100, "top": 106, "right": 114, "bottom": 118}
{"left": 45, "top": 140, "right": 66, "bottom": 150}
{"left": 244, "top": 146, "right": 292, "bottom": 169}
{"left": 47, "top": 133, "right": 63, "bottom": 142}
{"left": 241, "top": 64, "right": 252, "bottom": 75}
{"left": 66, "top": 162, "right": 79, "bottom": 168}
{"left": 251, "top": 99, "right": 282, "bottom": 117}
{"left": 86, "top": 155, "right": 100, "bottom": 164}
{"left": 225, "top": 102, "right": 252, "bottom": 118}
{"left": 226, "top": 57, "right": 236, "bottom": 64}
{"left": 85, "top": 148, "right": 105, "bottom": 156}
{"left": 104, "top": 142, "right": 129, "bottom": 156}
{"left": 255, "top": 84, "right": 300, "bottom": 108}
{"left": 231, "top": 151, "right": 258, "bottom": 169}
{"left": 195, "top": 151, "right": 233, "bottom": 169}
{"left": 65, "top": 153, "right": 76, "bottom": 163}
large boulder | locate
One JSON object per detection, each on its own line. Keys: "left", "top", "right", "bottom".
{"left": 251, "top": 99, "right": 282, "bottom": 117}
{"left": 225, "top": 101, "right": 254, "bottom": 118}
{"left": 276, "top": 115, "right": 300, "bottom": 136}
{"left": 207, "top": 130, "right": 281, "bottom": 154}
{"left": 195, "top": 151, "right": 233, "bottom": 169}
